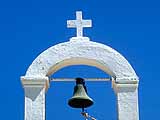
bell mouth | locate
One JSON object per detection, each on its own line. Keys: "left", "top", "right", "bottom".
{"left": 68, "top": 97, "right": 93, "bottom": 108}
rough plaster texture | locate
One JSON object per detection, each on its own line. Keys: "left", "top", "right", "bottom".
{"left": 25, "top": 37, "right": 138, "bottom": 82}
{"left": 21, "top": 37, "right": 139, "bottom": 120}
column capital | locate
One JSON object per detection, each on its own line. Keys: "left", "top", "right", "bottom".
{"left": 21, "top": 76, "right": 49, "bottom": 91}
{"left": 112, "top": 79, "right": 139, "bottom": 93}
{"left": 116, "top": 76, "right": 139, "bottom": 84}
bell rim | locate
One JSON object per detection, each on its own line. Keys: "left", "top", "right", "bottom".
{"left": 68, "top": 97, "right": 94, "bottom": 108}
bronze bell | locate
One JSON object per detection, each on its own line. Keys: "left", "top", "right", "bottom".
{"left": 68, "top": 78, "right": 94, "bottom": 108}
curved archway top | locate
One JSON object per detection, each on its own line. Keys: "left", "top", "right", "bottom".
{"left": 24, "top": 37, "right": 138, "bottom": 82}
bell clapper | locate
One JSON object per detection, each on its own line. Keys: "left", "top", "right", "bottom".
{"left": 81, "top": 108, "right": 89, "bottom": 120}
{"left": 81, "top": 108, "right": 97, "bottom": 120}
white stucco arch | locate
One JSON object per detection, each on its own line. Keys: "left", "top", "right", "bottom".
{"left": 21, "top": 37, "right": 139, "bottom": 120}
{"left": 25, "top": 37, "right": 138, "bottom": 82}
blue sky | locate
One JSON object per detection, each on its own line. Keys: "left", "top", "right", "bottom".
{"left": 0, "top": 0, "right": 160, "bottom": 119}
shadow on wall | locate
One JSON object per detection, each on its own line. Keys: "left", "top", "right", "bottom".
{"left": 25, "top": 87, "right": 44, "bottom": 101}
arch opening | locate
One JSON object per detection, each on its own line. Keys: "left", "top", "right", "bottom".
{"left": 50, "top": 64, "right": 110, "bottom": 79}
{"left": 46, "top": 65, "right": 116, "bottom": 120}
{"left": 47, "top": 57, "right": 115, "bottom": 79}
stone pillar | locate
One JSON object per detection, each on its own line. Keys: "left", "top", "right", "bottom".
{"left": 112, "top": 79, "right": 139, "bottom": 120}
{"left": 21, "top": 77, "right": 49, "bottom": 120}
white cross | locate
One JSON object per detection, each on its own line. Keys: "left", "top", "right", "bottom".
{"left": 67, "top": 11, "right": 92, "bottom": 37}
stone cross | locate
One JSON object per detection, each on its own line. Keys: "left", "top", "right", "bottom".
{"left": 67, "top": 11, "right": 92, "bottom": 37}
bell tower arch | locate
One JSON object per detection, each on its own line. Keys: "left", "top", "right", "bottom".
{"left": 21, "top": 11, "right": 139, "bottom": 120}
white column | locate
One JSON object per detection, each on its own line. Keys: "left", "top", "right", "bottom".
{"left": 21, "top": 77, "right": 49, "bottom": 120}
{"left": 112, "top": 80, "right": 139, "bottom": 120}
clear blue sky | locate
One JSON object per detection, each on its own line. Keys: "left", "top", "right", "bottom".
{"left": 0, "top": 0, "right": 160, "bottom": 120}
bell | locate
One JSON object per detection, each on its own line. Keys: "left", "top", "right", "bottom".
{"left": 68, "top": 78, "right": 94, "bottom": 108}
